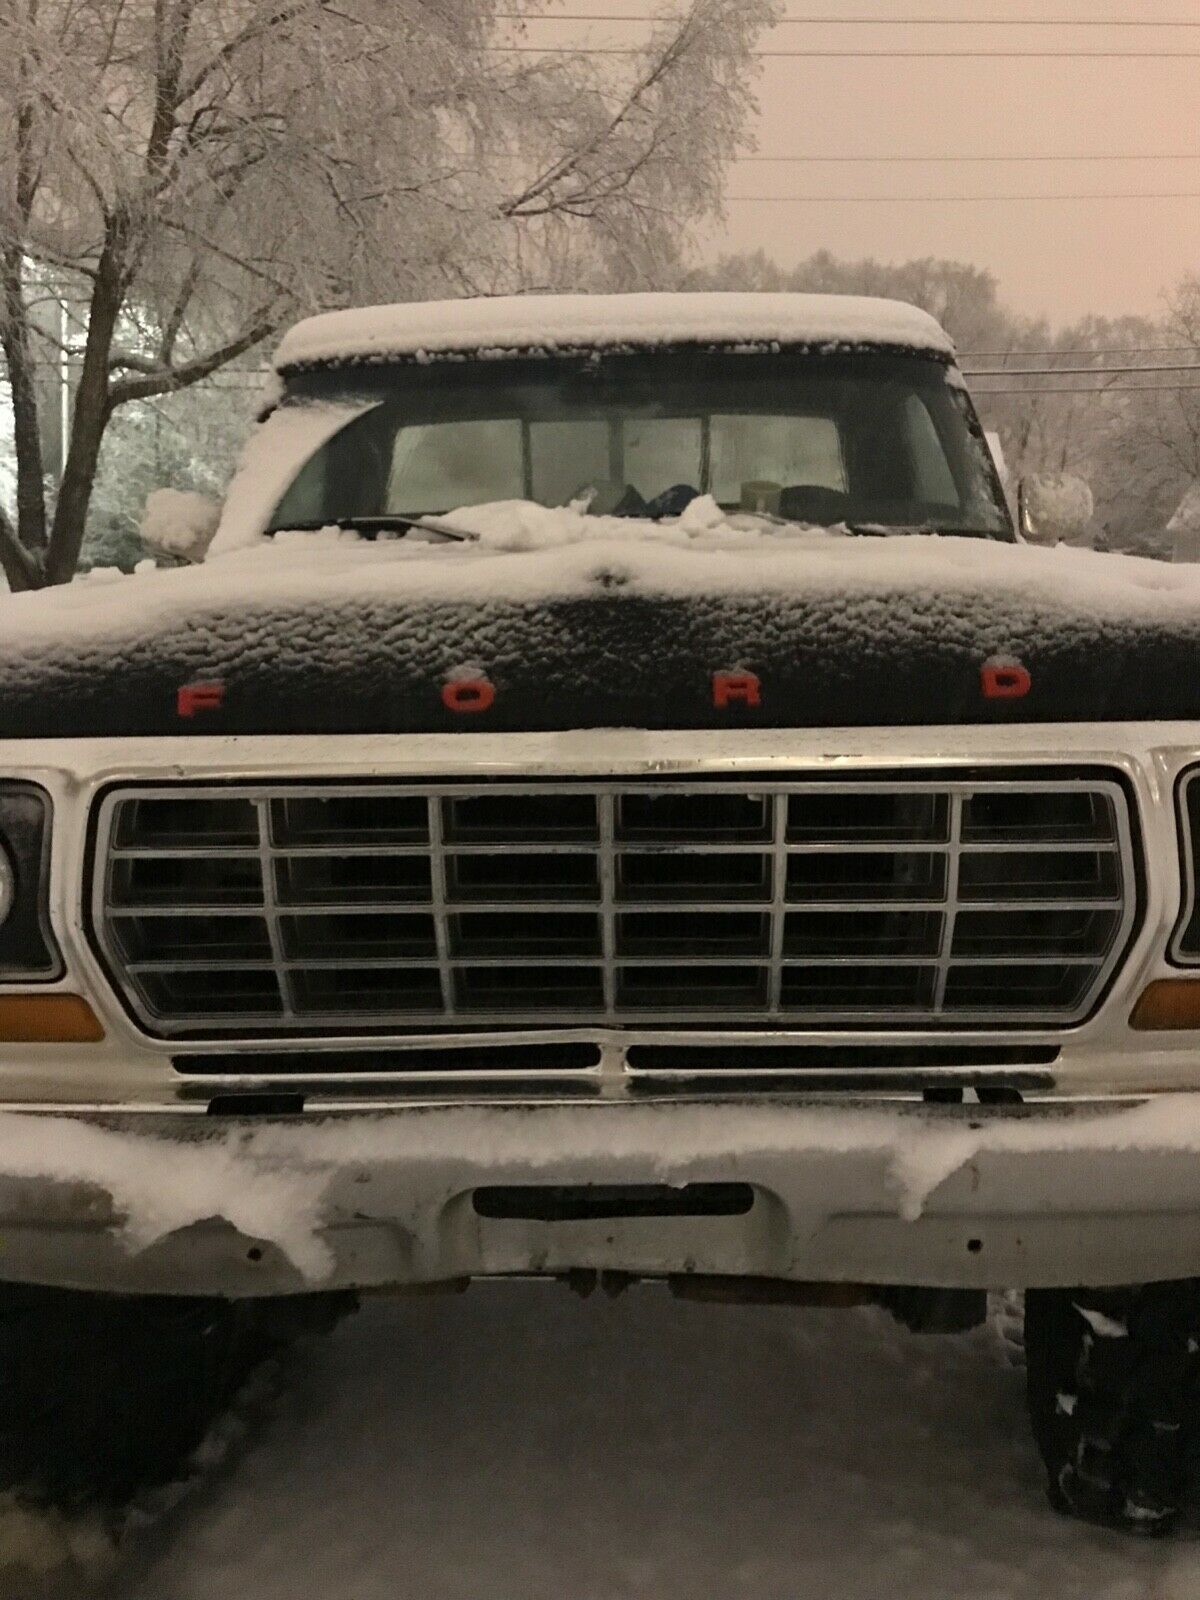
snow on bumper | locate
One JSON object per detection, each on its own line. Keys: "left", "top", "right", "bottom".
{"left": 1, "top": 1098, "right": 1200, "bottom": 1296}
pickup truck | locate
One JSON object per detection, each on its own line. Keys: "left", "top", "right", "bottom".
{"left": 2, "top": 290, "right": 1200, "bottom": 1532}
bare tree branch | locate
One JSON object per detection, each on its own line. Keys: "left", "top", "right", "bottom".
{"left": 108, "top": 315, "right": 275, "bottom": 404}
{"left": 499, "top": 7, "right": 697, "bottom": 219}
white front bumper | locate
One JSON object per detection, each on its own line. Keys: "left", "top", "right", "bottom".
{"left": 1, "top": 1096, "right": 1199, "bottom": 1296}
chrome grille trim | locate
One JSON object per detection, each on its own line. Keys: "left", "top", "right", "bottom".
{"left": 88, "top": 775, "right": 1139, "bottom": 1039}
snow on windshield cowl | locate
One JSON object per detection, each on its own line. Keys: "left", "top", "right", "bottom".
{"left": 2, "top": 517, "right": 1200, "bottom": 738}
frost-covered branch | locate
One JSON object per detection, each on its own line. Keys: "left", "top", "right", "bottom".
{"left": 0, "top": 0, "right": 772, "bottom": 584}
{"left": 108, "top": 315, "right": 275, "bottom": 403}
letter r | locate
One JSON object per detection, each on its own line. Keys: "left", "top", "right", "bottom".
{"left": 713, "top": 672, "right": 761, "bottom": 709}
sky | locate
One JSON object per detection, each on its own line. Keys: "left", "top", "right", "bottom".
{"left": 506, "top": 2, "right": 1200, "bottom": 326}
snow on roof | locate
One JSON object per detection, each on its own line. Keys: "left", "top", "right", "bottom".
{"left": 273, "top": 292, "right": 956, "bottom": 371}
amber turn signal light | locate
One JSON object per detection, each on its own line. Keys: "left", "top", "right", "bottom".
{"left": 1130, "top": 980, "right": 1200, "bottom": 1031}
{"left": 0, "top": 995, "right": 104, "bottom": 1043}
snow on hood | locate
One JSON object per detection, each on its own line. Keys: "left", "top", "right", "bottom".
{"left": 4, "top": 497, "right": 1200, "bottom": 655}
{"left": 273, "top": 291, "right": 956, "bottom": 371}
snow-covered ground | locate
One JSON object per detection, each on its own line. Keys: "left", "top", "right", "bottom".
{"left": 101, "top": 1284, "right": 1199, "bottom": 1599}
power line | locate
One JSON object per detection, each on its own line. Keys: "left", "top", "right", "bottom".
{"left": 972, "top": 383, "right": 1200, "bottom": 395}
{"left": 494, "top": 13, "right": 1200, "bottom": 23}
{"left": 723, "top": 190, "right": 1200, "bottom": 201}
{"left": 733, "top": 153, "right": 1200, "bottom": 162}
{"left": 487, "top": 44, "right": 1200, "bottom": 56}
{"left": 965, "top": 363, "right": 1200, "bottom": 376}
{"left": 961, "top": 346, "right": 1198, "bottom": 358}
{"left": 463, "top": 148, "right": 1200, "bottom": 162}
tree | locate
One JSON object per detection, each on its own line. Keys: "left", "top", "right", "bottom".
{"left": 0, "top": 0, "right": 774, "bottom": 589}
{"left": 1097, "top": 277, "right": 1200, "bottom": 539}
{"left": 686, "top": 249, "right": 1036, "bottom": 352}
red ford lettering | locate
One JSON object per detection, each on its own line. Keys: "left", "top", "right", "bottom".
{"left": 442, "top": 677, "right": 496, "bottom": 714}
{"left": 176, "top": 682, "right": 225, "bottom": 718}
{"left": 713, "top": 671, "right": 761, "bottom": 709}
{"left": 981, "top": 661, "right": 1032, "bottom": 700}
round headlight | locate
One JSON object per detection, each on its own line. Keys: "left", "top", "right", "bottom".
{"left": 0, "top": 844, "right": 13, "bottom": 927}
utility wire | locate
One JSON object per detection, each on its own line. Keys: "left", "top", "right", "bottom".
{"left": 487, "top": 44, "right": 1200, "bottom": 56}
{"left": 460, "top": 148, "right": 1200, "bottom": 162}
{"left": 961, "top": 346, "right": 1199, "bottom": 358}
{"left": 964, "top": 363, "right": 1200, "bottom": 376}
{"left": 493, "top": 13, "right": 1200, "bottom": 24}
{"left": 724, "top": 190, "right": 1200, "bottom": 200}
{"left": 732, "top": 153, "right": 1200, "bottom": 162}
{"left": 971, "top": 383, "right": 1200, "bottom": 394}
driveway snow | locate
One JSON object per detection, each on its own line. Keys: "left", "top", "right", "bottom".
{"left": 112, "top": 1284, "right": 1200, "bottom": 1600}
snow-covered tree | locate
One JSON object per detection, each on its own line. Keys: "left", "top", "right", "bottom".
{"left": 0, "top": 0, "right": 774, "bottom": 588}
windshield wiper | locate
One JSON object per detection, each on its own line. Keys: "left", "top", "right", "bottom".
{"left": 265, "top": 514, "right": 477, "bottom": 544}
{"left": 843, "top": 522, "right": 1002, "bottom": 540}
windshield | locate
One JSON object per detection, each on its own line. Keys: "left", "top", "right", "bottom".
{"left": 270, "top": 350, "right": 1011, "bottom": 538}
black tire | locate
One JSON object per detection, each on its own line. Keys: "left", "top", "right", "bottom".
{"left": 0, "top": 1284, "right": 355, "bottom": 1515}
{"left": 1024, "top": 1280, "right": 1200, "bottom": 1534}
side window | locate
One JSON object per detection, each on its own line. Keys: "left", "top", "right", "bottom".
{"left": 272, "top": 449, "right": 329, "bottom": 527}
{"left": 902, "top": 395, "right": 959, "bottom": 507}
{"left": 386, "top": 419, "right": 523, "bottom": 512}
{"left": 710, "top": 415, "right": 846, "bottom": 502}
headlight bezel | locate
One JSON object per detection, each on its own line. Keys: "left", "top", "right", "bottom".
{"left": 1170, "top": 767, "right": 1200, "bottom": 966}
{"left": 0, "top": 841, "right": 13, "bottom": 928}
{"left": 0, "top": 783, "right": 62, "bottom": 981}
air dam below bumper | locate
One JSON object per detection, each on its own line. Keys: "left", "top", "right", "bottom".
{"left": 1, "top": 1097, "right": 1200, "bottom": 1297}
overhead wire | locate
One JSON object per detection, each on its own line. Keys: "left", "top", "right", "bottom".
{"left": 968, "top": 383, "right": 1200, "bottom": 394}
{"left": 723, "top": 191, "right": 1200, "bottom": 201}
{"left": 486, "top": 44, "right": 1200, "bottom": 55}
{"left": 730, "top": 153, "right": 1200, "bottom": 162}
{"left": 961, "top": 347, "right": 1200, "bottom": 358}
{"left": 492, "top": 13, "right": 1200, "bottom": 24}
{"left": 963, "top": 363, "right": 1200, "bottom": 376}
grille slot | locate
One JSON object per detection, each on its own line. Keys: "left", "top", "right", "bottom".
{"left": 171, "top": 1041, "right": 1059, "bottom": 1102}
{"left": 91, "top": 775, "right": 1138, "bottom": 1037}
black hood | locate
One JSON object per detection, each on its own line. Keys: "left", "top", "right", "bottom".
{"left": 0, "top": 537, "right": 1197, "bottom": 737}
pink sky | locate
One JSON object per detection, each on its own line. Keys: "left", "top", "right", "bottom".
{"left": 510, "top": 3, "right": 1200, "bottom": 324}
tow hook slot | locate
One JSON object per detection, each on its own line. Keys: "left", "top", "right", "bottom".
{"left": 472, "top": 1183, "right": 754, "bottom": 1222}
{"left": 205, "top": 1093, "right": 306, "bottom": 1117}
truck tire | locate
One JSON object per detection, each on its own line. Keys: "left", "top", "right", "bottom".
{"left": 0, "top": 1284, "right": 355, "bottom": 1514}
{"left": 1024, "top": 1281, "right": 1200, "bottom": 1534}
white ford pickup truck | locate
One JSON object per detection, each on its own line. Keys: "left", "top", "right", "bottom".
{"left": 3, "top": 291, "right": 1200, "bottom": 1530}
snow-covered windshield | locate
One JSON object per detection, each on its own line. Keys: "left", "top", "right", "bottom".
{"left": 269, "top": 350, "right": 1010, "bottom": 538}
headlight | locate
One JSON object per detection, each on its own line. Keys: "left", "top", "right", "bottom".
{"left": 0, "top": 784, "right": 61, "bottom": 979}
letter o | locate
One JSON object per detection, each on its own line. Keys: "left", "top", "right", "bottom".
{"left": 981, "top": 662, "right": 1031, "bottom": 700}
{"left": 442, "top": 677, "right": 496, "bottom": 714}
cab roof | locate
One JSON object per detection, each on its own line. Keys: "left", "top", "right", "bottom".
{"left": 273, "top": 291, "right": 956, "bottom": 373}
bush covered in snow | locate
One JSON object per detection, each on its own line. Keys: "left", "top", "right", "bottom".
{"left": 140, "top": 490, "right": 221, "bottom": 562}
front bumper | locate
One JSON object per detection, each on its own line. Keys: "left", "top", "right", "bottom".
{"left": 2, "top": 1096, "right": 1200, "bottom": 1297}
